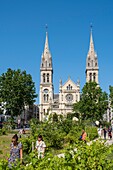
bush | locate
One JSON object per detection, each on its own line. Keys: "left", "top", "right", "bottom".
{"left": 85, "top": 126, "right": 98, "bottom": 140}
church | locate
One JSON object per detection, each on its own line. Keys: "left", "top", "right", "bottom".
{"left": 39, "top": 28, "right": 99, "bottom": 121}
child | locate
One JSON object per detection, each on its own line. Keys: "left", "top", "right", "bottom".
{"left": 35, "top": 135, "right": 46, "bottom": 158}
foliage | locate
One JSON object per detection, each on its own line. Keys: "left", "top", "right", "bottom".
{"left": 1, "top": 140, "right": 113, "bottom": 169}
{"left": 85, "top": 126, "right": 98, "bottom": 140}
{"left": 0, "top": 68, "right": 37, "bottom": 118}
{"left": 52, "top": 113, "right": 58, "bottom": 122}
{"left": 73, "top": 82, "right": 108, "bottom": 121}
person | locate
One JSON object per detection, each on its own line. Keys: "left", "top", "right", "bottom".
{"left": 81, "top": 129, "right": 87, "bottom": 142}
{"left": 8, "top": 134, "right": 22, "bottom": 168}
{"left": 97, "top": 126, "right": 102, "bottom": 138}
{"left": 35, "top": 135, "right": 46, "bottom": 158}
{"left": 103, "top": 127, "right": 107, "bottom": 140}
{"left": 108, "top": 127, "right": 112, "bottom": 139}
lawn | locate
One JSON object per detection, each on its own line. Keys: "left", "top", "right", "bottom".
{"left": 0, "top": 134, "right": 14, "bottom": 159}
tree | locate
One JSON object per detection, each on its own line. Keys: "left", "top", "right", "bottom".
{"left": 109, "top": 86, "right": 113, "bottom": 108}
{"left": 73, "top": 82, "right": 108, "bottom": 121}
{"left": 0, "top": 68, "right": 37, "bottom": 118}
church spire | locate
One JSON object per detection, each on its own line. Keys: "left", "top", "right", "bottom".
{"left": 44, "top": 31, "right": 50, "bottom": 56}
{"left": 89, "top": 25, "right": 95, "bottom": 54}
{"left": 86, "top": 25, "right": 99, "bottom": 84}
{"left": 41, "top": 26, "right": 52, "bottom": 69}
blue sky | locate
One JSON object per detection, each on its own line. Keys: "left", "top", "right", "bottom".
{"left": 0, "top": 0, "right": 113, "bottom": 103}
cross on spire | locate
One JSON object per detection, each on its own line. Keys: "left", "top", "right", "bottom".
{"left": 90, "top": 23, "right": 93, "bottom": 32}
{"left": 45, "top": 24, "right": 48, "bottom": 32}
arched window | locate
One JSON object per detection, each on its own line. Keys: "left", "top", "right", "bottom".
{"left": 93, "top": 73, "right": 96, "bottom": 82}
{"left": 47, "top": 73, "right": 49, "bottom": 83}
{"left": 43, "top": 73, "right": 45, "bottom": 83}
{"left": 67, "top": 84, "right": 72, "bottom": 90}
{"left": 47, "top": 94, "right": 49, "bottom": 101}
{"left": 95, "top": 63, "right": 97, "bottom": 66}
{"left": 44, "top": 94, "right": 46, "bottom": 101}
{"left": 88, "top": 63, "right": 90, "bottom": 67}
{"left": 89, "top": 73, "right": 92, "bottom": 81}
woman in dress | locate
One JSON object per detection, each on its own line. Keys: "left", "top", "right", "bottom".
{"left": 8, "top": 134, "right": 23, "bottom": 167}
{"left": 35, "top": 135, "right": 46, "bottom": 158}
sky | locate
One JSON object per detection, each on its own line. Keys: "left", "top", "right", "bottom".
{"left": 0, "top": 0, "right": 113, "bottom": 103}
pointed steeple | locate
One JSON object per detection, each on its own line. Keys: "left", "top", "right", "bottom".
{"left": 41, "top": 29, "right": 52, "bottom": 69}
{"left": 87, "top": 25, "right": 98, "bottom": 63}
{"left": 89, "top": 26, "right": 95, "bottom": 54}
{"left": 44, "top": 32, "right": 50, "bottom": 56}
{"left": 86, "top": 25, "right": 99, "bottom": 84}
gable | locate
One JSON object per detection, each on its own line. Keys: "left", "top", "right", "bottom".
{"left": 62, "top": 78, "right": 78, "bottom": 90}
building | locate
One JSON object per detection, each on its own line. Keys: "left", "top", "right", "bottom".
{"left": 86, "top": 28, "right": 99, "bottom": 84}
{"left": 39, "top": 28, "right": 99, "bottom": 121}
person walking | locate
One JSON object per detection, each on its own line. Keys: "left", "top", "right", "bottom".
{"left": 8, "top": 134, "right": 23, "bottom": 167}
{"left": 35, "top": 135, "right": 46, "bottom": 158}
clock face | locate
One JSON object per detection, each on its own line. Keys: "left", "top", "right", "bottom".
{"left": 66, "top": 94, "right": 73, "bottom": 102}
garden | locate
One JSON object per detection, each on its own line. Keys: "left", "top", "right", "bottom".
{"left": 1, "top": 114, "right": 113, "bottom": 170}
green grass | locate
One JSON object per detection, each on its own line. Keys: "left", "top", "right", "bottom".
{"left": 0, "top": 134, "right": 14, "bottom": 159}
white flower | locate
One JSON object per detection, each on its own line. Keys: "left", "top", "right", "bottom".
{"left": 72, "top": 117, "right": 79, "bottom": 121}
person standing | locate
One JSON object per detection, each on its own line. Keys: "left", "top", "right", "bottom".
{"left": 108, "top": 127, "right": 112, "bottom": 139}
{"left": 103, "top": 127, "right": 107, "bottom": 140}
{"left": 35, "top": 135, "right": 46, "bottom": 158}
{"left": 81, "top": 129, "right": 87, "bottom": 142}
{"left": 8, "top": 134, "right": 23, "bottom": 167}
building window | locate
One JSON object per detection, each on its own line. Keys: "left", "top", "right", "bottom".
{"left": 95, "top": 62, "right": 97, "bottom": 66}
{"left": 47, "top": 73, "right": 49, "bottom": 83}
{"left": 88, "top": 63, "right": 90, "bottom": 67}
{"left": 47, "top": 94, "right": 49, "bottom": 101}
{"left": 67, "top": 84, "right": 72, "bottom": 90}
{"left": 93, "top": 73, "right": 96, "bottom": 82}
{"left": 44, "top": 94, "right": 46, "bottom": 101}
{"left": 43, "top": 73, "right": 45, "bottom": 83}
{"left": 89, "top": 73, "right": 92, "bottom": 81}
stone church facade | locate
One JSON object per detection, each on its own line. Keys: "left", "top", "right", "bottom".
{"left": 39, "top": 29, "right": 99, "bottom": 121}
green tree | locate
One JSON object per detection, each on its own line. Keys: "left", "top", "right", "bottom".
{"left": 109, "top": 86, "right": 113, "bottom": 108}
{"left": 73, "top": 82, "right": 108, "bottom": 121}
{"left": 0, "top": 68, "right": 37, "bottom": 118}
